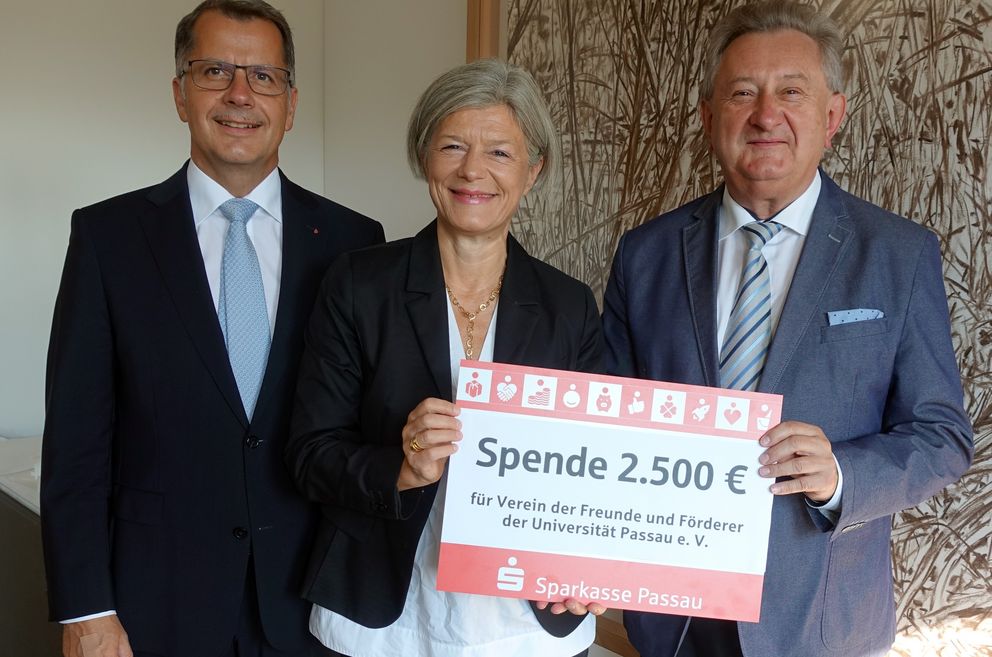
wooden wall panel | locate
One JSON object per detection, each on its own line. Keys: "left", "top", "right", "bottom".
{"left": 467, "top": 0, "right": 501, "bottom": 61}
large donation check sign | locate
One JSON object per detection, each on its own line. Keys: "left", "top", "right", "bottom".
{"left": 437, "top": 361, "right": 782, "bottom": 622}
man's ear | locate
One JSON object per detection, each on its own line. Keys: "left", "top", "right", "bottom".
{"left": 284, "top": 86, "right": 299, "bottom": 132}
{"left": 172, "top": 78, "right": 189, "bottom": 123}
{"left": 823, "top": 93, "right": 847, "bottom": 147}
{"left": 699, "top": 100, "right": 713, "bottom": 145}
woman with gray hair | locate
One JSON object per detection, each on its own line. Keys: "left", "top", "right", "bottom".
{"left": 287, "top": 59, "right": 602, "bottom": 656}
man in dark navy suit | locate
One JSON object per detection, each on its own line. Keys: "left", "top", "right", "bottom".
{"left": 41, "top": 2, "right": 383, "bottom": 656}
{"left": 603, "top": 2, "right": 972, "bottom": 656}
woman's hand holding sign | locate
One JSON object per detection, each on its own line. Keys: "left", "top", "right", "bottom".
{"left": 398, "top": 398, "right": 462, "bottom": 491}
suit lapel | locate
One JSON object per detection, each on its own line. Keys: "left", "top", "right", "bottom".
{"left": 253, "top": 173, "right": 321, "bottom": 420}
{"left": 405, "top": 223, "right": 451, "bottom": 399}
{"left": 760, "top": 175, "right": 852, "bottom": 393}
{"left": 493, "top": 235, "right": 540, "bottom": 364}
{"left": 682, "top": 192, "right": 722, "bottom": 387}
{"left": 139, "top": 164, "right": 246, "bottom": 424}
{"left": 402, "top": 228, "right": 543, "bottom": 395}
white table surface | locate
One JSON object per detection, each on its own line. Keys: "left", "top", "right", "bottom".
{"left": 0, "top": 436, "right": 42, "bottom": 515}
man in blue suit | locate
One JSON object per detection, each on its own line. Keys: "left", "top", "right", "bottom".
{"left": 602, "top": 2, "right": 972, "bottom": 656}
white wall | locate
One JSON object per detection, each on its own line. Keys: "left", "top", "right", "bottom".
{"left": 0, "top": 0, "right": 462, "bottom": 437}
{"left": 1, "top": 2, "right": 194, "bottom": 438}
{"left": 323, "top": 1, "right": 467, "bottom": 239}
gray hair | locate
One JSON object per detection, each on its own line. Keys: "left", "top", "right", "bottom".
{"left": 175, "top": 0, "right": 295, "bottom": 83}
{"left": 406, "top": 59, "right": 559, "bottom": 192}
{"left": 701, "top": 0, "right": 845, "bottom": 99}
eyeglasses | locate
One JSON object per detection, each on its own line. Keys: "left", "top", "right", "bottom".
{"left": 183, "top": 59, "right": 293, "bottom": 96}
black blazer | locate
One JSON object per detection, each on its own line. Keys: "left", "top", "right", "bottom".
{"left": 287, "top": 221, "right": 603, "bottom": 637}
{"left": 41, "top": 164, "right": 384, "bottom": 657}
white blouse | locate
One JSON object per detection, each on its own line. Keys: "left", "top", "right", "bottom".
{"left": 309, "top": 298, "right": 595, "bottom": 657}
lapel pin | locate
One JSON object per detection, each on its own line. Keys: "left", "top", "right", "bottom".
{"left": 306, "top": 225, "right": 320, "bottom": 236}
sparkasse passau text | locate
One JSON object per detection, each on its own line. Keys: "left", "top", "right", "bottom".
{"left": 533, "top": 577, "right": 704, "bottom": 611}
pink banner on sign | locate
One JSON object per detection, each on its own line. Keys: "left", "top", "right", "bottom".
{"left": 437, "top": 543, "right": 763, "bottom": 622}
{"left": 455, "top": 361, "right": 782, "bottom": 440}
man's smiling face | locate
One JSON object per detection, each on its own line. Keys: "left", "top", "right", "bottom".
{"left": 172, "top": 10, "right": 297, "bottom": 188}
{"left": 701, "top": 29, "right": 845, "bottom": 215}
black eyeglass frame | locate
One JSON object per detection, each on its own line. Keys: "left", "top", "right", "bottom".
{"left": 182, "top": 59, "right": 294, "bottom": 96}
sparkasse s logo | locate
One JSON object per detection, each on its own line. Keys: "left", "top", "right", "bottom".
{"left": 496, "top": 556, "right": 525, "bottom": 591}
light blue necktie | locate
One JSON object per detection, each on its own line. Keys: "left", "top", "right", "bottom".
{"left": 719, "top": 220, "right": 785, "bottom": 391}
{"left": 217, "top": 198, "right": 270, "bottom": 419}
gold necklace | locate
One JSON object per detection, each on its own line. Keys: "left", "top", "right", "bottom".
{"left": 446, "top": 272, "right": 504, "bottom": 359}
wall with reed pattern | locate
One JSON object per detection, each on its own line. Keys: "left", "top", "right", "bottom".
{"left": 506, "top": 1, "right": 991, "bottom": 654}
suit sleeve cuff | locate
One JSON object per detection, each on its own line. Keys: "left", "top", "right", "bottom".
{"left": 806, "top": 455, "right": 843, "bottom": 524}
{"left": 60, "top": 610, "right": 117, "bottom": 624}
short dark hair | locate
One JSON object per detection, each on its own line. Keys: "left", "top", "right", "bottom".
{"left": 174, "top": 0, "right": 295, "bottom": 84}
{"left": 701, "top": 0, "right": 844, "bottom": 99}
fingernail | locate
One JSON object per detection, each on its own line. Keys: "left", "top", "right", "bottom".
{"left": 758, "top": 466, "right": 770, "bottom": 476}
{"left": 759, "top": 436, "right": 770, "bottom": 446}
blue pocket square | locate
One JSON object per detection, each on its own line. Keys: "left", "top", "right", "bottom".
{"left": 827, "top": 308, "right": 884, "bottom": 325}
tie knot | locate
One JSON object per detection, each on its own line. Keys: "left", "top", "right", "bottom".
{"left": 741, "top": 220, "right": 784, "bottom": 249}
{"left": 219, "top": 198, "right": 259, "bottom": 225}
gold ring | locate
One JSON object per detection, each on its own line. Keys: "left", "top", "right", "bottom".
{"left": 410, "top": 437, "right": 425, "bottom": 453}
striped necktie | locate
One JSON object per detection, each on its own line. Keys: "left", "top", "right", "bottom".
{"left": 217, "top": 198, "right": 270, "bottom": 419}
{"left": 719, "top": 220, "right": 785, "bottom": 391}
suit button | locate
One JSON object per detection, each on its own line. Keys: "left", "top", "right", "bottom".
{"left": 233, "top": 527, "right": 249, "bottom": 540}
{"left": 245, "top": 435, "right": 262, "bottom": 449}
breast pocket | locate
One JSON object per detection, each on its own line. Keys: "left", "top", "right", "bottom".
{"left": 820, "top": 318, "right": 889, "bottom": 343}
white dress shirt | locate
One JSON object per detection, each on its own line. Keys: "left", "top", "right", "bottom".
{"left": 310, "top": 299, "right": 595, "bottom": 657}
{"left": 716, "top": 173, "right": 843, "bottom": 518}
{"left": 61, "top": 163, "right": 284, "bottom": 624}
{"left": 188, "top": 161, "right": 283, "bottom": 333}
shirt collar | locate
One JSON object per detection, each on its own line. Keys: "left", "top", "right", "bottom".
{"left": 187, "top": 160, "right": 283, "bottom": 226}
{"left": 719, "top": 171, "right": 821, "bottom": 241}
